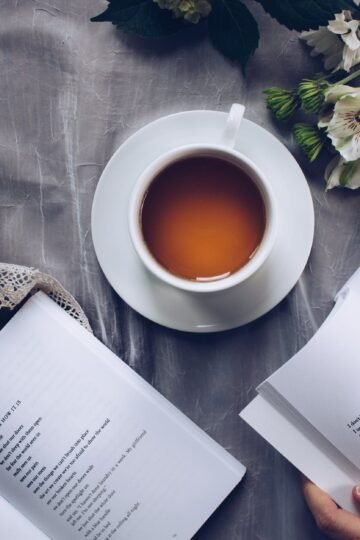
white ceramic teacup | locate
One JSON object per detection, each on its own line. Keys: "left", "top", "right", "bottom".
{"left": 129, "top": 104, "right": 277, "bottom": 294}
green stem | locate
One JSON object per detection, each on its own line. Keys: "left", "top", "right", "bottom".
{"left": 337, "top": 67, "right": 360, "bottom": 86}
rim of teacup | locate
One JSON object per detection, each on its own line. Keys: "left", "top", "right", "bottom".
{"left": 128, "top": 144, "right": 277, "bottom": 294}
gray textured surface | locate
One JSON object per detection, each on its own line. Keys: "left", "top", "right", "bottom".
{"left": 0, "top": 1, "right": 359, "bottom": 538}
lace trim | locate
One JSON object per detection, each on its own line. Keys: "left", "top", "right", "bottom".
{"left": 0, "top": 263, "right": 92, "bottom": 332}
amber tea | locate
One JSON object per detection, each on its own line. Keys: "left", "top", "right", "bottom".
{"left": 140, "top": 156, "right": 266, "bottom": 282}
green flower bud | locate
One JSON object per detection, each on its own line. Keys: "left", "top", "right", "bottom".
{"left": 293, "top": 123, "right": 326, "bottom": 162}
{"left": 298, "top": 77, "right": 330, "bottom": 114}
{"left": 264, "top": 87, "right": 300, "bottom": 122}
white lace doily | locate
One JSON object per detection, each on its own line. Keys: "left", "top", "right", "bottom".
{"left": 0, "top": 263, "right": 92, "bottom": 332}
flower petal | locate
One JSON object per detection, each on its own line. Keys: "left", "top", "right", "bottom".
{"left": 342, "top": 45, "right": 358, "bottom": 71}
{"left": 325, "top": 85, "right": 360, "bottom": 103}
{"left": 325, "top": 156, "right": 343, "bottom": 189}
{"left": 341, "top": 23, "right": 360, "bottom": 51}
{"left": 300, "top": 27, "right": 345, "bottom": 72}
{"left": 335, "top": 133, "right": 360, "bottom": 161}
{"left": 318, "top": 110, "right": 333, "bottom": 128}
{"left": 301, "top": 28, "right": 341, "bottom": 53}
{"left": 326, "top": 95, "right": 360, "bottom": 160}
{"left": 326, "top": 51, "right": 344, "bottom": 71}
{"left": 328, "top": 104, "right": 360, "bottom": 134}
{"left": 325, "top": 156, "right": 360, "bottom": 189}
{"left": 328, "top": 18, "right": 350, "bottom": 35}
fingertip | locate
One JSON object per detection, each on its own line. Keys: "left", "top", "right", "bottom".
{"left": 352, "top": 485, "right": 360, "bottom": 503}
{"left": 301, "top": 475, "right": 314, "bottom": 492}
{"left": 301, "top": 474, "right": 308, "bottom": 487}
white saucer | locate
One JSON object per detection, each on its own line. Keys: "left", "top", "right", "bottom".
{"left": 91, "top": 110, "right": 314, "bottom": 333}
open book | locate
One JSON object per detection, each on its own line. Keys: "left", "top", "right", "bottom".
{"left": 0, "top": 293, "right": 245, "bottom": 540}
{"left": 241, "top": 268, "right": 360, "bottom": 514}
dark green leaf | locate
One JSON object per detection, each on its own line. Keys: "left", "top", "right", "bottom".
{"left": 91, "top": 0, "right": 184, "bottom": 37}
{"left": 208, "top": 0, "right": 259, "bottom": 72}
{"left": 254, "top": 0, "right": 356, "bottom": 31}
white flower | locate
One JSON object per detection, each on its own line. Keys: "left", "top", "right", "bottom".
{"left": 318, "top": 84, "right": 360, "bottom": 127}
{"left": 317, "top": 84, "right": 360, "bottom": 160}
{"left": 324, "top": 84, "right": 360, "bottom": 104}
{"left": 300, "top": 27, "right": 343, "bottom": 70}
{"left": 301, "top": 10, "right": 360, "bottom": 72}
{"left": 325, "top": 94, "right": 360, "bottom": 161}
{"left": 325, "top": 156, "right": 360, "bottom": 189}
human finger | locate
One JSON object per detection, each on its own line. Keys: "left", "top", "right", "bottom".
{"left": 303, "top": 477, "right": 360, "bottom": 540}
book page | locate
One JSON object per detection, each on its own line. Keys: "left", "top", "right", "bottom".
{"left": 260, "top": 289, "right": 360, "bottom": 471}
{"left": 0, "top": 495, "right": 49, "bottom": 539}
{"left": 240, "top": 395, "right": 360, "bottom": 514}
{"left": 0, "top": 293, "right": 245, "bottom": 540}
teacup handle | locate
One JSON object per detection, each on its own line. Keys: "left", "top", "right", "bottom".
{"left": 220, "top": 104, "right": 245, "bottom": 148}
